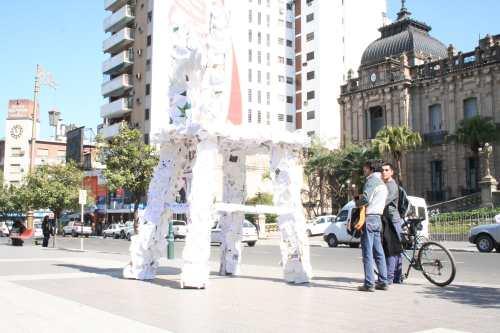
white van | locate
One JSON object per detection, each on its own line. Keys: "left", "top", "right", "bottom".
{"left": 323, "top": 196, "right": 429, "bottom": 248}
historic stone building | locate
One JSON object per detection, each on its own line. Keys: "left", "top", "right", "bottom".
{"left": 338, "top": 4, "right": 500, "bottom": 203}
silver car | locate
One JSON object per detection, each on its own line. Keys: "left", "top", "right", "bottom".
{"left": 469, "top": 219, "right": 500, "bottom": 253}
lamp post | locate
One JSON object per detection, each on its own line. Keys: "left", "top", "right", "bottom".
{"left": 478, "top": 142, "right": 493, "bottom": 179}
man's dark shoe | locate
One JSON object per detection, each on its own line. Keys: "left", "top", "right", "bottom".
{"left": 375, "top": 283, "right": 389, "bottom": 291}
{"left": 357, "top": 285, "right": 375, "bottom": 292}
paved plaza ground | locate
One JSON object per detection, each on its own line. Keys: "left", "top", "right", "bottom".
{"left": 0, "top": 238, "right": 499, "bottom": 333}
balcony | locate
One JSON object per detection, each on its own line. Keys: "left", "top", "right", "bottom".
{"left": 103, "top": 27, "right": 134, "bottom": 54}
{"left": 102, "top": 49, "right": 134, "bottom": 75}
{"left": 100, "top": 97, "right": 133, "bottom": 119}
{"left": 103, "top": 5, "right": 134, "bottom": 34}
{"left": 101, "top": 74, "right": 132, "bottom": 98}
{"left": 105, "top": 0, "right": 129, "bottom": 12}
{"left": 423, "top": 130, "right": 448, "bottom": 146}
{"left": 98, "top": 122, "right": 125, "bottom": 139}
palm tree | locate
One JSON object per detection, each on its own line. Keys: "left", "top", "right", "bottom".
{"left": 451, "top": 115, "right": 499, "bottom": 156}
{"left": 372, "top": 125, "right": 422, "bottom": 183}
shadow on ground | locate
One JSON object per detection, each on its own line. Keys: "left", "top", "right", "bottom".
{"left": 418, "top": 284, "right": 500, "bottom": 309}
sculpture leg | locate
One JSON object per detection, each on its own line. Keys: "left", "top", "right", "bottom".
{"left": 181, "top": 139, "right": 219, "bottom": 288}
{"left": 123, "top": 143, "right": 186, "bottom": 280}
{"left": 219, "top": 150, "right": 246, "bottom": 276}
{"left": 270, "top": 145, "right": 312, "bottom": 284}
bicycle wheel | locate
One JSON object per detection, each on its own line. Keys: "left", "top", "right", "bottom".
{"left": 417, "top": 241, "right": 456, "bottom": 287}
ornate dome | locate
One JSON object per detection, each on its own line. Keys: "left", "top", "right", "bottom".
{"left": 361, "top": 5, "right": 447, "bottom": 66}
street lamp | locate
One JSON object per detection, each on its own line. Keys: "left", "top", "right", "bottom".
{"left": 48, "top": 109, "right": 61, "bottom": 140}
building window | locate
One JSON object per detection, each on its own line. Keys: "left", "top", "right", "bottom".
{"left": 368, "top": 106, "right": 384, "bottom": 139}
{"left": 144, "top": 134, "right": 150, "bottom": 145}
{"left": 429, "top": 104, "right": 442, "bottom": 132}
{"left": 306, "top": 13, "right": 314, "bottom": 22}
{"left": 266, "top": 53, "right": 270, "bottom": 66}
{"left": 307, "top": 71, "right": 315, "bottom": 80}
{"left": 278, "top": 56, "right": 284, "bottom": 64}
{"left": 306, "top": 52, "right": 315, "bottom": 61}
{"left": 248, "top": 9, "right": 252, "bottom": 23}
{"left": 145, "top": 84, "right": 151, "bottom": 95}
{"left": 286, "top": 58, "right": 293, "bottom": 66}
{"left": 286, "top": 115, "right": 293, "bottom": 123}
{"left": 258, "top": 32, "right": 262, "bottom": 44}
{"left": 248, "top": 109, "right": 252, "bottom": 123}
{"left": 146, "top": 35, "right": 152, "bottom": 46}
{"left": 258, "top": 51, "right": 262, "bottom": 64}
{"left": 145, "top": 108, "right": 150, "bottom": 121}
{"left": 286, "top": 96, "right": 293, "bottom": 104}
{"left": 248, "top": 30, "right": 252, "bottom": 42}
{"left": 266, "top": 72, "right": 270, "bottom": 85}
{"left": 306, "top": 90, "right": 315, "bottom": 100}
{"left": 266, "top": 14, "right": 270, "bottom": 27}
{"left": 266, "top": 92, "right": 270, "bottom": 105}
{"left": 10, "top": 164, "right": 21, "bottom": 174}
{"left": 257, "top": 70, "right": 262, "bottom": 83}
{"left": 146, "top": 59, "right": 151, "bottom": 71}
{"left": 257, "top": 12, "right": 261, "bottom": 25}
{"left": 278, "top": 75, "right": 285, "bottom": 82}
{"left": 463, "top": 97, "right": 478, "bottom": 119}
{"left": 286, "top": 21, "right": 293, "bottom": 29}
{"left": 278, "top": 114, "right": 284, "bottom": 121}
{"left": 278, "top": 38, "right": 284, "bottom": 45}
{"left": 286, "top": 77, "right": 293, "bottom": 84}
{"left": 307, "top": 131, "right": 315, "bottom": 137}
{"left": 147, "top": 11, "right": 152, "bottom": 23}
{"left": 248, "top": 69, "right": 252, "bottom": 82}
{"left": 248, "top": 89, "right": 252, "bottom": 102}
{"left": 266, "top": 33, "right": 270, "bottom": 47}
{"left": 266, "top": 112, "right": 270, "bottom": 125}
{"left": 431, "top": 160, "right": 443, "bottom": 193}
{"left": 257, "top": 90, "right": 262, "bottom": 104}
{"left": 11, "top": 147, "right": 22, "bottom": 157}
{"left": 286, "top": 40, "right": 293, "bottom": 47}
{"left": 306, "top": 32, "right": 314, "bottom": 42}
{"left": 466, "top": 157, "right": 479, "bottom": 192}
{"left": 307, "top": 110, "right": 315, "bottom": 120}
{"left": 248, "top": 49, "right": 252, "bottom": 62}
{"left": 257, "top": 110, "right": 262, "bottom": 124}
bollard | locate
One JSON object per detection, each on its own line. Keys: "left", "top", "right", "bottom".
{"left": 167, "top": 221, "right": 175, "bottom": 259}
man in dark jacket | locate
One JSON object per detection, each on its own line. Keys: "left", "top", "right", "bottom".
{"left": 42, "top": 216, "right": 52, "bottom": 247}
{"left": 381, "top": 163, "right": 403, "bottom": 284}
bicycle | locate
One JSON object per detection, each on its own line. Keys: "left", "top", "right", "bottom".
{"left": 396, "top": 217, "right": 457, "bottom": 287}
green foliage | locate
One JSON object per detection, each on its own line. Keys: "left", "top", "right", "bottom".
{"left": 450, "top": 116, "right": 499, "bottom": 153}
{"left": 244, "top": 192, "right": 277, "bottom": 224}
{"left": 372, "top": 126, "right": 422, "bottom": 182}
{"left": 98, "top": 127, "right": 159, "bottom": 215}
{"left": 25, "top": 162, "right": 83, "bottom": 218}
{"left": 431, "top": 207, "right": 500, "bottom": 221}
{"left": 303, "top": 143, "right": 379, "bottom": 215}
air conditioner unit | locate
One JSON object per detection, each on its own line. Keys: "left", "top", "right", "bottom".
{"left": 304, "top": 101, "right": 308, "bottom": 106}
{"left": 135, "top": 97, "right": 141, "bottom": 104}
{"left": 303, "top": 62, "right": 307, "bottom": 66}
{"left": 137, "top": 48, "right": 142, "bottom": 56}
{"left": 135, "top": 73, "right": 142, "bottom": 80}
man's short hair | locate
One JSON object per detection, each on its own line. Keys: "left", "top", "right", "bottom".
{"left": 363, "top": 160, "right": 382, "bottom": 172}
{"left": 381, "top": 162, "right": 394, "bottom": 170}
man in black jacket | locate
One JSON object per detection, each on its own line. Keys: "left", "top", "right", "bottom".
{"left": 42, "top": 216, "right": 52, "bottom": 247}
{"left": 381, "top": 163, "right": 403, "bottom": 284}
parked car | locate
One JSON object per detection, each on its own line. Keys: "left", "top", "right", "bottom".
{"left": 305, "top": 215, "right": 336, "bottom": 237}
{"left": 211, "top": 220, "right": 258, "bottom": 247}
{"left": 103, "top": 223, "right": 125, "bottom": 239}
{"left": 62, "top": 221, "right": 92, "bottom": 237}
{"left": 172, "top": 220, "right": 188, "bottom": 239}
{"left": 323, "top": 196, "right": 429, "bottom": 248}
{"left": 124, "top": 223, "right": 136, "bottom": 241}
{"left": 469, "top": 222, "right": 500, "bottom": 253}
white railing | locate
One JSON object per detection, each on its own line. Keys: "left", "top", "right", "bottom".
{"left": 101, "top": 74, "right": 132, "bottom": 97}
{"left": 99, "top": 122, "right": 124, "bottom": 139}
{"left": 100, "top": 97, "right": 133, "bottom": 119}
{"left": 103, "top": 5, "right": 134, "bottom": 33}
{"left": 102, "top": 27, "right": 134, "bottom": 53}
{"left": 102, "top": 49, "right": 133, "bottom": 74}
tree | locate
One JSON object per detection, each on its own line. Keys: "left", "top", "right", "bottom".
{"left": 372, "top": 125, "right": 422, "bottom": 183}
{"left": 451, "top": 115, "right": 499, "bottom": 157}
{"left": 245, "top": 192, "right": 277, "bottom": 225}
{"left": 26, "top": 162, "right": 83, "bottom": 227}
{"left": 99, "top": 127, "right": 159, "bottom": 228}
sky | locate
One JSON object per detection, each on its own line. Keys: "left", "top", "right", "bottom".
{"left": 0, "top": 0, "right": 499, "bottom": 140}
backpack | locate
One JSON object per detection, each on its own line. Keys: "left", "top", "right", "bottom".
{"left": 398, "top": 186, "right": 410, "bottom": 218}
{"left": 347, "top": 206, "right": 366, "bottom": 238}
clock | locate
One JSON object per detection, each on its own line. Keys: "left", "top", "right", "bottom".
{"left": 370, "top": 72, "right": 377, "bottom": 83}
{"left": 10, "top": 125, "right": 23, "bottom": 139}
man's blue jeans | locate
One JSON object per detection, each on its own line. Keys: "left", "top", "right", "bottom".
{"left": 361, "top": 215, "right": 388, "bottom": 287}
{"left": 386, "top": 218, "right": 403, "bottom": 283}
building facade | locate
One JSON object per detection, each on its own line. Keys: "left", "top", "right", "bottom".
{"left": 339, "top": 5, "right": 500, "bottom": 203}
{"left": 292, "top": 0, "right": 386, "bottom": 148}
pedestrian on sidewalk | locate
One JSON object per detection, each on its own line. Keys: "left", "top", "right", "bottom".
{"left": 381, "top": 163, "right": 404, "bottom": 284}
{"left": 42, "top": 215, "right": 52, "bottom": 247}
{"left": 355, "top": 161, "right": 389, "bottom": 292}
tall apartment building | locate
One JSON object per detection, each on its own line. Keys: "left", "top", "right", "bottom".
{"left": 100, "top": 0, "right": 296, "bottom": 143}
{"left": 292, "top": 0, "right": 387, "bottom": 148}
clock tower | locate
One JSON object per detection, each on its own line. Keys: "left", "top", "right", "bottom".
{"left": 3, "top": 99, "right": 40, "bottom": 186}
